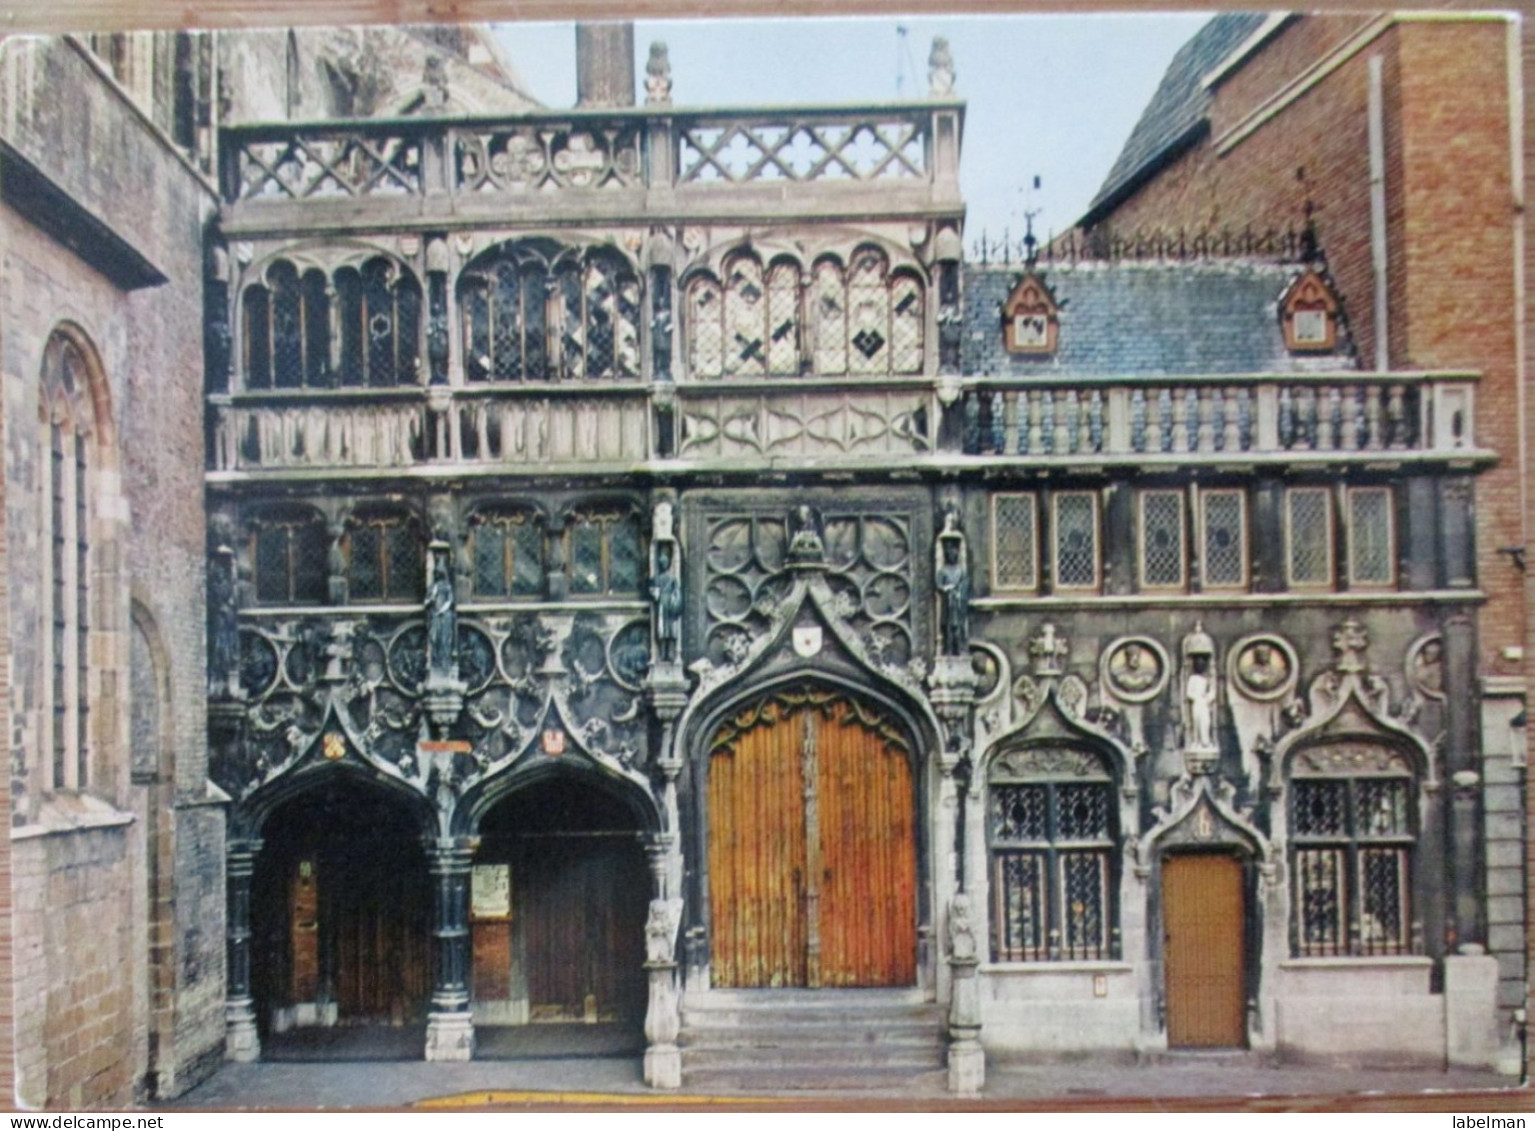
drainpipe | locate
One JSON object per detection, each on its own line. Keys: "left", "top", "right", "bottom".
{"left": 1368, "top": 54, "right": 1390, "bottom": 371}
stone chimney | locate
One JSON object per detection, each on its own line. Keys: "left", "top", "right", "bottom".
{"left": 575, "top": 23, "right": 636, "bottom": 108}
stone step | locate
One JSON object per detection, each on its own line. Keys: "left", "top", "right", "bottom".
{"left": 680, "top": 1024, "right": 943, "bottom": 1049}
{"left": 681, "top": 1045, "right": 947, "bottom": 1072}
{"left": 681, "top": 1065, "right": 949, "bottom": 1093}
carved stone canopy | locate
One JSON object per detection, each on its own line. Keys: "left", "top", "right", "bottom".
{"left": 1291, "top": 741, "right": 1413, "bottom": 778}
{"left": 988, "top": 745, "right": 1110, "bottom": 783}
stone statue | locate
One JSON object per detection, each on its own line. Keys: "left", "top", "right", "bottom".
{"left": 644, "top": 900, "right": 675, "bottom": 964}
{"left": 650, "top": 543, "right": 683, "bottom": 664}
{"left": 1185, "top": 655, "right": 1216, "bottom": 751}
{"left": 787, "top": 504, "right": 825, "bottom": 562}
{"left": 947, "top": 891, "right": 978, "bottom": 962}
{"left": 928, "top": 36, "right": 956, "bottom": 96}
{"left": 935, "top": 517, "right": 970, "bottom": 656}
{"left": 426, "top": 559, "right": 457, "bottom": 679}
{"left": 644, "top": 41, "right": 673, "bottom": 106}
{"left": 208, "top": 545, "right": 239, "bottom": 697}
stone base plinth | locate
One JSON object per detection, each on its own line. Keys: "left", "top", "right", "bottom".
{"left": 424, "top": 1011, "right": 475, "bottom": 1061}
{"left": 644, "top": 1043, "right": 682, "bottom": 1089}
{"left": 947, "top": 1038, "right": 984, "bottom": 1094}
{"left": 225, "top": 1001, "right": 261, "bottom": 1063}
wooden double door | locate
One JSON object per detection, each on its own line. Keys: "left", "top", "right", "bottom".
{"left": 707, "top": 692, "right": 917, "bottom": 988}
{"left": 1162, "top": 853, "right": 1247, "bottom": 1048}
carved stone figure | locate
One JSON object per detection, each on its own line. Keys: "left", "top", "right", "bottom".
{"left": 787, "top": 504, "right": 825, "bottom": 562}
{"left": 1107, "top": 640, "right": 1160, "bottom": 697}
{"left": 650, "top": 543, "right": 683, "bottom": 664}
{"left": 426, "top": 559, "right": 457, "bottom": 679}
{"left": 935, "top": 517, "right": 970, "bottom": 656}
{"left": 947, "top": 891, "right": 978, "bottom": 962}
{"left": 645, "top": 900, "right": 675, "bottom": 964}
{"left": 928, "top": 35, "right": 956, "bottom": 96}
{"left": 1236, "top": 640, "right": 1290, "bottom": 697}
{"left": 208, "top": 544, "right": 240, "bottom": 698}
{"left": 1185, "top": 660, "right": 1216, "bottom": 751}
{"left": 644, "top": 41, "right": 673, "bottom": 106}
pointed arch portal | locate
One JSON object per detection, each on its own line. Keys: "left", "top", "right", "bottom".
{"left": 706, "top": 688, "right": 917, "bottom": 988}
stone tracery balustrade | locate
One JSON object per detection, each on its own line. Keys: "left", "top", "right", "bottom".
{"left": 220, "top": 102, "right": 959, "bottom": 209}
{"left": 672, "top": 381, "right": 935, "bottom": 462}
{"left": 958, "top": 374, "right": 1478, "bottom": 459}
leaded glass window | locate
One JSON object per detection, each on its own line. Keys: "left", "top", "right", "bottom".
{"left": 988, "top": 750, "right": 1116, "bottom": 962}
{"left": 460, "top": 242, "right": 640, "bottom": 383}
{"left": 991, "top": 492, "right": 1037, "bottom": 592}
{"left": 1053, "top": 492, "right": 1099, "bottom": 590}
{"left": 687, "top": 246, "right": 923, "bottom": 379}
{"left": 1347, "top": 487, "right": 1394, "bottom": 588}
{"left": 1139, "top": 490, "right": 1185, "bottom": 589}
{"left": 252, "top": 509, "right": 329, "bottom": 605}
{"left": 1291, "top": 753, "right": 1414, "bottom": 957}
{"left": 567, "top": 511, "right": 642, "bottom": 597}
{"left": 347, "top": 511, "right": 424, "bottom": 602}
{"left": 472, "top": 510, "right": 544, "bottom": 599}
{"left": 1286, "top": 487, "right": 1333, "bottom": 587}
{"left": 1201, "top": 489, "right": 1247, "bottom": 589}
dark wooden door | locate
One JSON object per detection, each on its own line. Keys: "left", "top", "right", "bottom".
{"left": 1163, "top": 854, "right": 1246, "bottom": 1048}
{"left": 327, "top": 847, "right": 430, "bottom": 1023}
{"left": 519, "top": 836, "right": 649, "bottom": 1021}
{"left": 708, "top": 694, "right": 916, "bottom": 988}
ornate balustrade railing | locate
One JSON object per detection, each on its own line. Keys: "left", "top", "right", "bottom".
{"left": 219, "top": 101, "right": 961, "bottom": 214}
{"left": 206, "top": 372, "right": 1481, "bottom": 474}
{"left": 956, "top": 373, "right": 1478, "bottom": 460}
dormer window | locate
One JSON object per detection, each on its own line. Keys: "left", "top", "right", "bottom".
{"left": 1002, "top": 271, "right": 1060, "bottom": 356}
{"left": 1280, "top": 269, "right": 1340, "bottom": 353}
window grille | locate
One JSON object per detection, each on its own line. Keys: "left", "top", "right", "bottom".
{"left": 1348, "top": 487, "right": 1394, "bottom": 587}
{"left": 991, "top": 493, "right": 1037, "bottom": 591}
{"left": 567, "top": 512, "right": 642, "bottom": 597}
{"left": 1286, "top": 487, "right": 1332, "bottom": 587}
{"left": 1139, "top": 490, "right": 1185, "bottom": 589}
{"left": 471, "top": 511, "right": 544, "bottom": 599}
{"left": 1053, "top": 492, "right": 1099, "bottom": 590}
{"left": 1201, "top": 489, "right": 1247, "bottom": 588}
{"left": 1291, "top": 767, "right": 1413, "bottom": 956}
{"left": 988, "top": 754, "right": 1116, "bottom": 963}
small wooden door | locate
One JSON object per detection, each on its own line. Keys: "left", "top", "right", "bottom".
{"left": 708, "top": 694, "right": 916, "bottom": 989}
{"left": 1163, "top": 854, "right": 1246, "bottom": 1048}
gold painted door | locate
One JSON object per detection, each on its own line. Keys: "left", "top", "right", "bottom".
{"left": 1163, "top": 854, "right": 1247, "bottom": 1048}
{"left": 707, "top": 694, "right": 916, "bottom": 988}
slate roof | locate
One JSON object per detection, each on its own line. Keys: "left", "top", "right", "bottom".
{"left": 962, "top": 260, "right": 1356, "bottom": 377}
{"left": 1080, "top": 13, "right": 1267, "bottom": 226}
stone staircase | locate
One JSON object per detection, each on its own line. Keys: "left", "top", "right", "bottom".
{"left": 679, "top": 988, "right": 948, "bottom": 1092}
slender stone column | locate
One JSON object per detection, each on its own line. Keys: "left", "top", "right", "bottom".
{"left": 642, "top": 894, "right": 682, "bottom": 1089}
{"left": 224, "top": 837, "right": 263, "bottom": 1062}
{"left": 424, "top": 837, "right": 476, "bottom": 1061}
{"left": 945, "top": 892, "right": 984, "bottom": 1094}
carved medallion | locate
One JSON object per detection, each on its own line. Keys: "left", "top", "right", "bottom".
{"left": 1229, "top": 634, "right": 1299, "bottom": 703}
{"left": 542, "top": 729, "right": 566, "bottom": 756}
{"left": 1101, "top": 636, "right": 1169, "bottom": 704}
{"left": 322, "top": 732, "right": 346, "bottom": 761}
{"left": 792, "top": 625, "right": 824, "bottom": 657}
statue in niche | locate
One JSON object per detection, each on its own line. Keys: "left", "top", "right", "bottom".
{"left": 426, "top": 556, "right": 457, "bottom": 679}
{"left": 1408, "top": 636, "right": 1444, "bottom": 699}
{"left": 650, "top": 542, "right": 683, "bottom": 664}
{"left": 1185, "top": 657, "right": 1216, "bottom": 751}
{"left": 934, "top": 511, "right": 970, "bottom": 656}
{"left": 208, "top": 543, "right": 239, "bottom": 697}
{"left": 787, "top": 504, "right": 825, "bottom": 562}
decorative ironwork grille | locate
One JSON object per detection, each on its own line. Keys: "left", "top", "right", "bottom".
{"left": 1201, "top": 490, "right": 1246, "bottom": 588}
{"left": 1291, "top": 771, "right": 1414, "bottom": 956}
{"left": 989, "top": 771, "right": 1114, "bottom": 962}
{"left": 567, "top": 512, "right": 642, "bottom": 597}
{"left": 1053, "top": 492, "right": 1099, "bottom": 589}
{"left": 1140, "top": 490, "right": 1185, "bottom": 588}
{"left": 252, "top": 512, "right": 329, "bottom": 604}
{"left": 1286, "top": 487, "right": 1332, "bottom": 586}
{"left": 991, "top": 493, "right": 1037, "bottom": 591}
{"left": 1348, "top": 487, "right": 1394, "bottom": 587}
{"left": 347, "top": 513, "right": 423, "bottom": 602}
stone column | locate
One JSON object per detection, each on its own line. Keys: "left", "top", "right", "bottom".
{"left": 946, "top": 893, "right": 984, "bottom": 1094}
{"left": 424, "top": 837, "right": 476, "bottom": 1061}
{"left": 642, "top": 896, "right": 682, "bottom": 1089}
{"left": 224, "top": 837, "right": 263, "bottom": 1062}
{"left": 1443, "top": 612, "right": 1484, "bottom": 948}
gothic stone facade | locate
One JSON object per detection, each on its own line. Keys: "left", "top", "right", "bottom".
{"left": 201, "top": 26, "right": 1510, "bottom": 1090}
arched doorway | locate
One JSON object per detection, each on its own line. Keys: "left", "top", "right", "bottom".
{"left": 706, "top": 688, "right": 917, "bottom": 988}
{"left": 250, "top": 781, "right": 431, "bottom": 1038}
{"left": 473, "top": 776, "right": 649, "bottom": 1031}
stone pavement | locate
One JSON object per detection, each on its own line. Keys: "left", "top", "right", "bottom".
{"left": 160, "top": 1048, "right": 1525, "bottom": 1111}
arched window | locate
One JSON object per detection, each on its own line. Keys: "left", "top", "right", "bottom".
{"left": 470, "top": 509, "right": 544, "bottom": 599}
{"left": 459, "top": 241, "right": 641, "bottom": 382}
{"left": 1290, "top": 744, "right": 1415, "bottom": 956}
{"left": 686, "top": 245, "right": 923, "bottom": 379}
{"left": 39, "top": 330, "right": 101, "bottom": 790}
{"left": 244, "top": 256, "right": 421, "bottom": 390}
{"left": 250, "top": 506, "right": 329, "bottom": 605}
{"left": 987, "top": 747, "right": 1116, "bottom": 961}
{"left": 346, "top": 508, "right": 424, "bottom": 602}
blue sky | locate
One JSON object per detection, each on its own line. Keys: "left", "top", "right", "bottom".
{"left": 495, "top": 14, "right": 1210, "bottom": 241}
